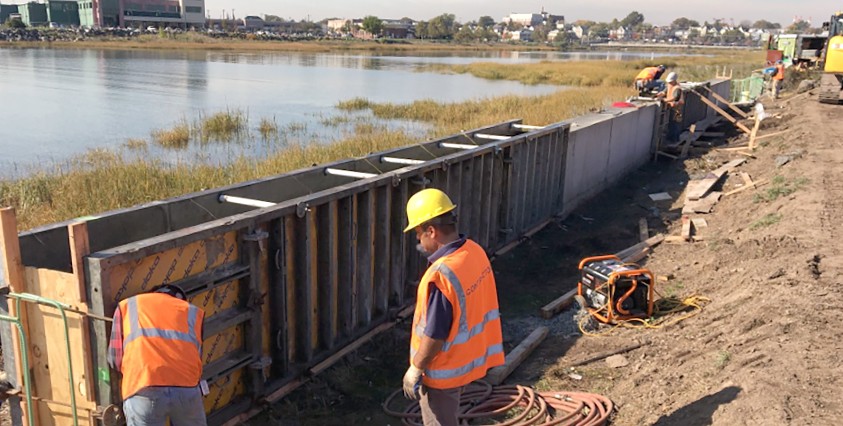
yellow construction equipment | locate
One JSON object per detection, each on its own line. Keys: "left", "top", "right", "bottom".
{"left": 819, "top": 12, "right": 843, "bottom": 104}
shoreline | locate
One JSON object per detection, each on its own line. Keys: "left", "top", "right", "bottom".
{"left": 0, "top": 38, "right": 560, "bottom": 53}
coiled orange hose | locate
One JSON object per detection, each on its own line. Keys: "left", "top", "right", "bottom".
{"left": 383, "top": 382, "right": 613, "bottom": 426}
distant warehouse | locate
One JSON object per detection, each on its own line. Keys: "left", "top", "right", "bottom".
{"left": 0, "top": 0, "right": 205, "bottom": 28}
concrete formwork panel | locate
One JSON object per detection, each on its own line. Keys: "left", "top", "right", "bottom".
{"left": 562, "top": 115, "right": 614, "bottom": 213}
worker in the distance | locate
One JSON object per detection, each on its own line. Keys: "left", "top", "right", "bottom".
{"left": 108, "top": 284, "right": 207, "bottom": 425}
{"left": 771, "top": 59, "right": 786, "bottom": 99}
{"left": 634, "top": 64, "right": 667, "bottom": 94}
{"left": 401, "top": 188, "right": 504, "bottom": 426}
{"left": 656, "top": 72, "right": 685, "bottom": 142}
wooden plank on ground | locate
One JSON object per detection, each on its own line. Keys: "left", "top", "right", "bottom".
{"left": 685, "top": 159, "right": 746, "bottom": 201}
{"left": 639, "top": 218, "right": 649, "bottom": 242}
{"left": 540, "top": 288, "right": 578, "bottom": 320}
{"left": 485, "top": 327, "right": 549, "bottom": 385}
{"left": 683, "top": 191, "right": 723, "bottom": 214}
{"left": 740, "top": 172, "right": 755, "bottom": 189}
{"left": 681, "top": 216, "right": 692, "bottom": 241}
{"left": 724, "top": 179, "right": 769, "bottom": 196}
{"left": 615, "top": 234, "right": 665, "bottom": 262}
{"left": 755, "top": 129, "right": 792, "bottom": 141}
{"left": 691, "top": 218, "right": 708, "bottom": 229}
{"left": 665, "top": 236, "right": 688, "bottom": 244}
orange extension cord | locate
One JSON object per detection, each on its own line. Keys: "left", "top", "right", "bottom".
{"left": 383, "top": 381, "right": 613, "bottom": 426}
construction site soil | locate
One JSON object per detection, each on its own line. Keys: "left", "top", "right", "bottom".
{"left": 265, "top": 92, "right": 843, "bottom": 425}
{"left": 0, "top": 92, "right": 838, "bottom": 426}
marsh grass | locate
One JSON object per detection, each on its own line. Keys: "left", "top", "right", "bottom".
{"left": 259, "top": 117, "right": 279, "bottom": 139}
{"left": 124, "top": 138, "right": 148, "bottom": 150}
{"left": 417, "top": 52, "right": 765, "bottom": 88}
{"left": 151, "top": 120, "right": 191, "bottom": 148}
{"left": 0, "top": 125, "right": 419, "bottom": 230}
{"left": 199, "top": 109, "right": 248, "bottom": 142}
{"left": 350, "top": 87, "right": 634, "bottom": 136}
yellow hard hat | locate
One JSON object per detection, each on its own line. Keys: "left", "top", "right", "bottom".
{"left": 403, "top": 188, "right": 457, "bottom": 232}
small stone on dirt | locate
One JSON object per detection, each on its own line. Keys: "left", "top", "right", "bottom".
{"left": 775, "top": 156, "right": 792, "bottom": 168}
{"left": 606, "top": 354, "right": 630, "bottom": 368}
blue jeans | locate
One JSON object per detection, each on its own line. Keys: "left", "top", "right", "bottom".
{"left": 123, "top": 386, "right": 207, "bottom": 426}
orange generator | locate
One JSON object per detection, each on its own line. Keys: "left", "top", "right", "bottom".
{"left": 577, "top": 255, "right": 655, "bottom": 324}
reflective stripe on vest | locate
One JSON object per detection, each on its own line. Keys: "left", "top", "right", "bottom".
{"left": 124, "top": 297, "right": 201, "bottom": 352}
{"left": 424, "top": 343, "right": 505, "bottom": 380}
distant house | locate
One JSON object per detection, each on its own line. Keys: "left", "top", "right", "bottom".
{"left": 609, "top": 26, "right": 629, "bottom": 40}
{"left": 547, "top": 29, "right": 561, "bottom": 41}
{"left": 571, "top": 25, "right": 586, "bottom": 39}
{"left": 382, "top": 19, "right": 414, "bottom": 38}
{"left": 506, "top": 29, "right": 533, "bottom": 41}
{"left": 326, "top": 18, "right": 350, "bottom": 33}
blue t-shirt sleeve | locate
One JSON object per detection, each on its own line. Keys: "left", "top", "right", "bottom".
{"left": 424, "top": 285, "right": 453, "bottom": 340}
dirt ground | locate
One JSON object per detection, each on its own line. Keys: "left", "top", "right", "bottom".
{"left": 266, "top": 88, "right": 843, "bottom": 426}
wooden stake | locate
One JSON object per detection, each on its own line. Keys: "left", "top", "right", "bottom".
{"left": 755, "top": 129, "right": 792, "bottom": 141}
{"left": 748, "top": 115, "right": 762, "bottom": 150}
{"left": 485, "top": 327, "right": 549, "bottom": 385}
{"left": 681, "top": 215, "right": 692, "bottom": 241}
{"left": 639, "top": 218, "right": 649, "bottom": 242}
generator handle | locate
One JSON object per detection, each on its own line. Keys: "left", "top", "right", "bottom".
{"left": 578, "top": 255, "right": 621, "bottom": 270}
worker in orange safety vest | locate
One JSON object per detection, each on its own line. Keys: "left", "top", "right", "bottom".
{"left": 771, "top": 59, "right": 786, "bottom": 99}
{"left": 657, "top": 72, "right": 685, "bottom": 142}
{"left": 401, "top": 188, "right": 504, "bottom": 426}
{"left": 108, "top": 284, "right": 207, "bottom": 425}
{"left": 634, "top": 64, "right": 666, "bottom": 93}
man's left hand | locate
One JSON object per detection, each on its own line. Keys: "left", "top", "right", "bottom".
{"left": 402, "top": 365, "right": 423, "bottom": 400}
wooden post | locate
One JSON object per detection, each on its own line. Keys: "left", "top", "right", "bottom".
{"left": 68, "top": 221, "right": 97, "bottom": 405}
{"left": 748, "top": 116, "right": 762, "bottom": 150}
{"left": 485, "top": 327, "right": 549, "bottom": 385}
{"left": 0, "top": 208, "right": 39, "bottom": 426}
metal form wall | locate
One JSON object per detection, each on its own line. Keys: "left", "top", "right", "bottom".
{"left": 1, "top": 78, "right": 732, "bottom": 425}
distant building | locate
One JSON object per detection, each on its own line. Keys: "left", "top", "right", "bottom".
{"left": 242, "top": 15, "right": 263, "bottom": 31}
{"left": 502, "top": 9, "right": 563, "bottom": 29}
{"left": 17, "top": 2, "right": 47, "bottom": 26}
{"left": 121, "top": 0, "right": 205, "bottom": 29}
{"left": 78, "top": 0, "right": 120, "bottom": 27}
{"left": 382, "top": 19, "right": 414, "bottom": 38}
{"left": 0, "top": 3, "right": 19, "bottom": 22}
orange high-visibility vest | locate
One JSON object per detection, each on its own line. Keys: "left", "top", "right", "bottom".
{"left": 410, "top": 239, "right": 504, "bottom": 389}
{"left": 773, "top": 64, "right": 785, "bottom": 81}
{"left": 667, "top": 83, "right": 685, "bottom": 108}
{"left": 119, "top": 293, "right": 204, "bottom": 399}
{"left": 635, "top": 67, "right": 658, "bottom": 81}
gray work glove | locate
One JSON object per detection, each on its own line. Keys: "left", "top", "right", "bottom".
{"left": 402, "top": 365, "right": 423, "bottom": 400}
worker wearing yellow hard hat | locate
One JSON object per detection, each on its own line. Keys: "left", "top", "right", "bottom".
{"left": 401, "top": 188, "right": 504, "bottom": 426}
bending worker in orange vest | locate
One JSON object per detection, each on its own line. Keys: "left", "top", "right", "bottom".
{"left": 402, "top": 188, "right": 505, "bottom": 426}
{"left": 771, "top": 59, "right": 786, "bottom": 99}
{"left": 634, "top": 64, "right": 666, "bottom": 93}
{"left": 108, "top": 284, "right": 207, "bottom": 425}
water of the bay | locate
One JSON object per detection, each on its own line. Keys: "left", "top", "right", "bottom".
{"left": 0, "top": 48, "right": 674, "bottom": 173}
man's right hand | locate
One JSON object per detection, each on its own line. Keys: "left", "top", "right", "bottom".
{"left": 402, "top": 365, "right": 423, "bottom": 400}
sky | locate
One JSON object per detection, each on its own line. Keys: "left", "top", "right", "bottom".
{"left": 204, "top": 0, "right": 836, "bottom": 27}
